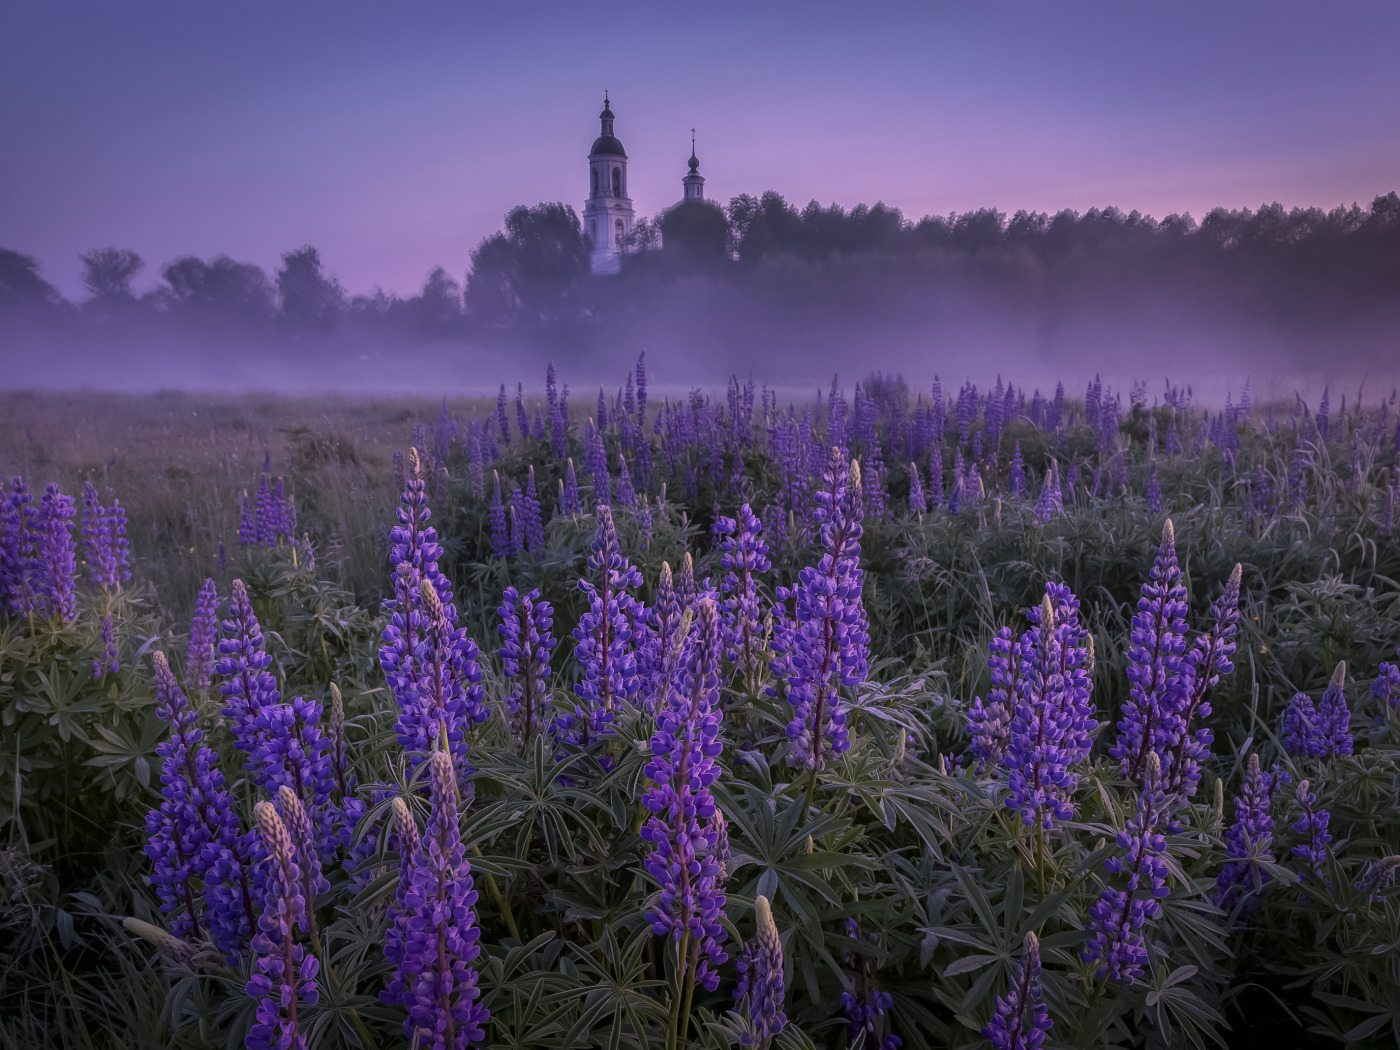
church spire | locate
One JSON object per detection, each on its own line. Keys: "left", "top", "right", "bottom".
{"left": 600, "top": 92, "right": 615, "bottom": 137}
{"left": 681, "top": 128, "right": 704, "bottom": 201}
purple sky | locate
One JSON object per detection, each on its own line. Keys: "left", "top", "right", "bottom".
{"left": 3, "top": 0, "right": 1397, "bottom": 299}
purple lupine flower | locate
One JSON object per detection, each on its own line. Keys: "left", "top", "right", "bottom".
{"left": 635, "top": 351, "right": 648, "bottom": 427}
{"left": 967, "top": 626, "right": 1019, "bottom": 772}
{"left": 676, "top": 550, "right": 698, "bottom": 612}
{"left": 93, "top": 613, "right": 119, "bottom": 677}
{"left": 246, "top": 801, "right": 319, "bottom": 1050}
{"left": 1281, "top": 690, "right": 1321, "bottom": 756}
{"left": 238, "top": 492, "right": 257, "bottom": 546}
{"left": 1354, "top": 856, "right": 1400, "bottom": 902}
{"left": 254, "top": 473, "right": 276, "bottom": 547}
{"left": 553, "top": 504, "right": 644, "bottom": 757}
{"left": 144, "top": 651, "right": 215, "bottom": 940}
{"left": 983, "top": 932, "right": 1052, "bottom": 1050}
{"left": 1083, "top": 753, "right": 1171, "bottom": 983}
{"left": 560, "top": 458, "right": 583, "bottom": 517}
{"left": 326, "top": 684, "right": 364, "bottom": 857}
{"left": 1373, "top": 651, "right": 1400, "bottom": 714}
{"left": 1, "top": 477, "right": 39, "bottom": 617}
{"left": 508, "top": 490, "right": 526, "bottom": 556}
{"left": 908, "top": 462, "right": 927, "bottom": 514}
{"left": 36, "top": 482, "right": 77, "bottom": 622}
{"left": 1009, "top": 442, "right": 1027, "bottom": 498}
{"left": 715, "top": 503, "right": 771, "bottom": 693}
{"left": 185, "top": 577, "right": 220, "bottom": 692}
{"left": 1031, "top": 463, "right": 1058, "bottom": 523}
{"left": 775, "top": 451, "right": 869, "bottom": 774}
{"left": 248, "top": 696, "right": 339, "bottom": 863}
{"left": 1315, "top": 386, "right": 1329, "bottom": 441}
{"left": 1112, "top": 520, "right": 1191, "bottom": 782}
{"left": 733, "top": 895, "right": 786, "bottom": 1048}
{"left": 276, "top": 785, "right": 328, "bottom": 941}
{"left": 216, "top": 578, "right": 281, "bottom": 754}
{"left": 927, "top": 443, "right": 944, "bottom": 508}
{"left": 497, "top": 586, "right": 555, "bottom": 743}
{"left": 496, "top": 384, "right": 510, "bottom": 445}
{"left": 388, "top": 795, "right": 422, "bottom": 916}
{"left": 382, "top": 748, "right": 488, "bottom": 1050}
{"left": 1162, "top": 564, "right": 1243, "bottom": 800}
{"left": 841, "top": 988, "right": 901, "bottom": 1050}
{"left": 465, "top": 434, "right": 485, "bottom": 501}
{"left": 1213, "top": 753, "right": 1277, "bottom": 914}
{"left": 81, "top": 480, "right": 112, "bottom": 585}
{"left": 584, "top": 421, "right": 609, "bottom": 501}
{"left": 146, "top": 644, "right": 256, "bottom": 959}
{"left": 1290, "top": 779, "right": 1331, "bottom": 884}
{"left": 641, "top": 599, "right": 728, "bottom": 990}
{"left": 516, "top": 383, "right": 530, "bottom": 442}
{"left": 1003, "top": 589, "right": 1095, "bottom": 829}
{"left": 1315, "top": 661, "right": 1353, "bottom": 756}
{"left": 488, "top": 471, "right": 510, "bottom": 558}
{"left": 637, "top": 561, "right": 684, "bottom": 710}
{"left": 614, "top": 453, "right": 637, "bottom": 509}
{"left": 1145, "top": 464, "right": 1162, "bottom": 514}
{"left": 400, "top": 569, "right": 487, "bottom": 792}
{"left": 523, "top": 466, "right": 545, "bottom": 551}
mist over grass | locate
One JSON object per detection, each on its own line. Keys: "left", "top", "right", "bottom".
{"left": 5, "top": 193, "right": 1399, "bottom": 402}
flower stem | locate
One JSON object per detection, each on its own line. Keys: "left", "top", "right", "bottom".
{"left": 666, "top": 931, "right": 693, "bottom": 1050}
{"left": 677, "top": 939, "right": 700, "bottom": 1050}
{"left": 471, "top": 844, "right": 520, "bottom": 941}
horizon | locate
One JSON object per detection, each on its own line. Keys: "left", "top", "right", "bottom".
{"left": 4, "top": 0, "right": 1399, "bottom": 298}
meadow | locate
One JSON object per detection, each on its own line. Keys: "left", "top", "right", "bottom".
{"left": 2, "top": 365, "right": 1399, "bottom": 1050}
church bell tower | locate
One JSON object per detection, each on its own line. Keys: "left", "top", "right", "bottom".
{"left": 583, "top": 93, "right": 635, "bottom": 275}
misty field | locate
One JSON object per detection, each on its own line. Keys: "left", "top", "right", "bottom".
{"left": 3, "top": 366, "right": 1400, "bottom": 1050}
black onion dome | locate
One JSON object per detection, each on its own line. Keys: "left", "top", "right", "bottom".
{"left": 590, "top": 134, "right": 627, "bottom": 157}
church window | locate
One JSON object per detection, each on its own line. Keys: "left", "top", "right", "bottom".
{"left": 615, "top": 219, "right": 624, "bottom": 247}
{"left": 612, "top": 166, "right": 621, "bottom": 197}
{"left": 591, "top": 168, "right": 598, "bottom": 195}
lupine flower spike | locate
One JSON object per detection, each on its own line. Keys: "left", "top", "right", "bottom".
{"left": 1083, "top": 752, "right": 1170, "bottom": 983}
{"left": 983, "top": 932, "right": 1052, "bottom": 1050}
{"left": 186, "top": 577, "right": 220, "bottom": 693}
{"left": 733, "top": 895, "right": 786, "bottom": 1049}
{"left": 246, "top": 800, "right": 319, "bottom": 1050}
{"left": 641, "top": 599, "right": 728, "bottom": 992}
{"left": 1213, "top": 753, "right": 1277, "bottom": 915}
{"left": 1113, "top": 520, "right": 1190, "bottom": 782}
{"left": 382, "top": 748, "right": 488, "bottom": 1049}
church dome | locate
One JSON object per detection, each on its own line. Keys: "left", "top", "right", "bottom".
{"left": 590, "top": 134, "right": 627, "bottom": 157}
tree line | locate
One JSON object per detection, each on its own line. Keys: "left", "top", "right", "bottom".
{"left": 3, "top": 191, "right": 1398, "bottom": 335}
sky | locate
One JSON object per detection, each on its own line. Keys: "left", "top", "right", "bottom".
{"left": 2, "top": 0, "right": 1398, "bottom": 299}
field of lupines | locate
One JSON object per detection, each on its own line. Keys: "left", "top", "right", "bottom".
{"left": 3, "top": 362, "right": 1400, "bottom": 1050}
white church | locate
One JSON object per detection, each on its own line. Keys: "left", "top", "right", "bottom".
{"left": 582, "top": 93, "right": 708, "bottom": 274}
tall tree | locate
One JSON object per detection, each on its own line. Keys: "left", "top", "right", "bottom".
{"left": 162, "top": 255, "right": 275, "bottom": 322}
{"left": 79, "top": 247, "right": 144, "bottom": 303}
{"left": 0, "top": 248, "right": 61, "bottom": 310}
{"left": 275, "top": 245, "right": 342, "bottom": 332}
{"left": 465, "top": 203, "right": 589, "bottom": 327}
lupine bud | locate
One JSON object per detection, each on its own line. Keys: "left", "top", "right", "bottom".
{"left": 123, "top": 916, "right": 196, "bottom": 964}
{"left": 734, "top": 895, "right": 786, "bottom": 1047}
